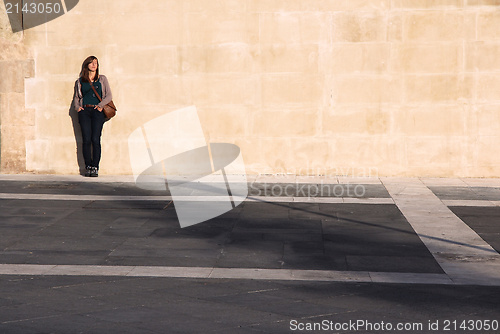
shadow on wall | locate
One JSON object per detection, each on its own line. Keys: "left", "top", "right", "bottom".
{"left": 68, "top": 100, "right": 85, "bottom": 175}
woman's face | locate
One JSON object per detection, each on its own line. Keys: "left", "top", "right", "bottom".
{"left": 87, "top": 59, "right": 98, "bottom": 72}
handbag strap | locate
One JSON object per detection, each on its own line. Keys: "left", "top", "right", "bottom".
{"left": 88, "top": 78, "right": 103, "bottom": 102}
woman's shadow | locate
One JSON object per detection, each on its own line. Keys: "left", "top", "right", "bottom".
{"left": 68, "top": 101, "right": 86, "bottom": 176}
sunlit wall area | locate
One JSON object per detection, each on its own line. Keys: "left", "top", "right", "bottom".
{"left": 1, "top": 0, "right": 500, "bottom": 177}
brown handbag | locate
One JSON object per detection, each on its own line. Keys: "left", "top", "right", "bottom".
{"left": 89, "top": 80, "right": 116, "bottom": 120}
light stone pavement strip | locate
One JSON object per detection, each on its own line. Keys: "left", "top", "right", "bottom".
{"left": 442, "top": 200, "right": 500, "bottom": 207}
{"left": 4, "top": 192, "right": 496, "bottom": 206}
{"left": 0, "top": 175, "right": 499, "bottom": 286}
{"left": 0, "top": 193, "right": 393, "bottom": 204}
{"left": 382, "top": 178, "right": 500, "bottom": 286}
{"left": 0, "top": 264, "right": 453, "bottom": 285}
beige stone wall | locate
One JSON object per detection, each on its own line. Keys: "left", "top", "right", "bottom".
{"left": 0, "top": 1, "right": 34, "bottom": 172}
{"left": 1, "top": 0, "right": 500, "bottom": 177}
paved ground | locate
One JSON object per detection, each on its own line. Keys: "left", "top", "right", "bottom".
{"left": 0, "top": 174, "right": 499, "bottom": 333}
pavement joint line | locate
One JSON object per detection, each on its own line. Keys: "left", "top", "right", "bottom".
{"left": 382, "top": 178, "right": 500, "bottom": 286}
{"left": 0, "top": 263, "right": 484, "bottom": 285}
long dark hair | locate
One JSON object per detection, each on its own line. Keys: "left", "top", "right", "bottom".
{"left": 79, "top": 56, "right": 99, "bottom": 83}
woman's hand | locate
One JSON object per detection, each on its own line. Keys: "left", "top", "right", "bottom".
{"left": 78, "top": 107, "right": 84, "bottom": 112}
{"left": 95, "top": 106, "right": 103, "bottom": 112}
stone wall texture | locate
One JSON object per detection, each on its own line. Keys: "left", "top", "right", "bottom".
{"left": 1, "top": 0, "right": 500, "bottom": 177}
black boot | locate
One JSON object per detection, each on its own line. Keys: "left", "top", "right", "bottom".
{"left": 90, "top": 167, "right": 99, "bottom": 177}
{"left": 85, "top": 166, "right": 92, "bottom": 177}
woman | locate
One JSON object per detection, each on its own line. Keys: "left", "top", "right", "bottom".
{"left": 72, "top": 56, "right": 113, "bottom": 177}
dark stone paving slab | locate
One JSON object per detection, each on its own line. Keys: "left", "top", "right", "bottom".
{"left": 0, "top": 198, "right": 442, "bottom": 273}
{"left": 0, "top": 276, "right": 499, "bottom": 333}
{"left": 0, "top": 250, "right": 114, "bottom": 266}
{"left": 83, "top": 200, "right": 169, "bottom": 210}
{"left": 248, "top": 183, "right": 390, "bottom": 198}
{"left": 0, "top": 179, "right": 442, "bottom": 273}
{"left": 0, "top": 198, "right": 93, "bottom": 210}
{"left": 449, "top": 206, "right": 500, "bottom": 253}
{"left": 346, "top": 255, "right": 442, "bottom": 273}
{"left": 430, "top": 186, "right": 500, "bottom": 201}
{"left": 0, "top": 180, "right": 171, "bottom": 196}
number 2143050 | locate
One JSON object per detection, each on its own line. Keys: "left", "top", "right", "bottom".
{"left": 443, "top": 319, "right": 498, "bottom": 331}
{"left": 6, "top": 2, "right": 62, "bottom": 14}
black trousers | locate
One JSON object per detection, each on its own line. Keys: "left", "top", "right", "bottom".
{"left": 78, "top": 106, "right": 105, "bottom": 168}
